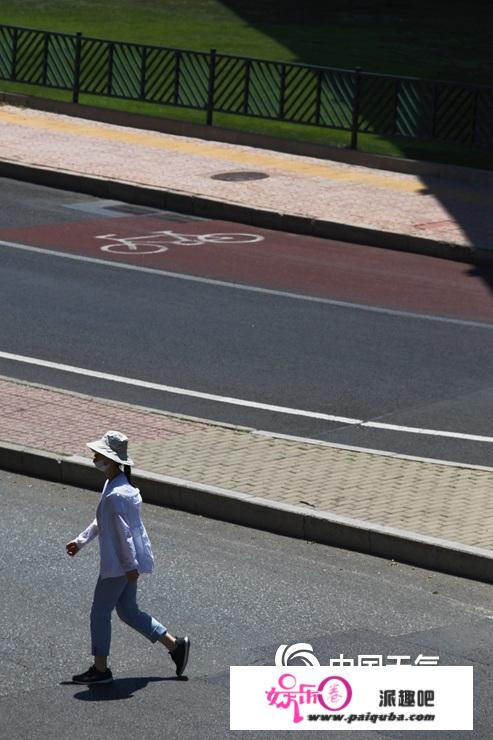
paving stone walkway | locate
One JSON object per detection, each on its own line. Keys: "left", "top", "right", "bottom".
{"left": 1, "top": 104, "right": 492, "bottom": 251}
{"left": 1, "top": 376, "right": 491, "bottom": 551}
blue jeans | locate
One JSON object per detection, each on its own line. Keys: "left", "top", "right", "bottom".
{"left": 90, "top": 575, "right": 166, "bottom": 657}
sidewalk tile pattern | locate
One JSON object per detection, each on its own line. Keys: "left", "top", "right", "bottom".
{"left": 1, "top": 106, "right": 493, "bottom": 249}
{"left": 1, "top": 377, "right": 491, "bottom": 551}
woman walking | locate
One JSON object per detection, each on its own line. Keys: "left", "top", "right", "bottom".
{"left": 66, "top": 430, "right": 190, "bottom": 685}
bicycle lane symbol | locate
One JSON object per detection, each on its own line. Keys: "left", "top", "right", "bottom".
{"left": 94, "top": 230, "right": 264, "bottom": 255}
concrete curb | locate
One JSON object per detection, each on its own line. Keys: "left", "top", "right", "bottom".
{"left": 1, "top": 157, "right": 490, "bottom": 264}
{"left": 1, "top": 441, "right": 492, "bottom": 584}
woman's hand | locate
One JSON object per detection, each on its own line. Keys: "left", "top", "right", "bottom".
{"left": 126, "top": 569, "right": 139, "bottom": 582}
{"left": 66, "top": 541, "right": 79, "bottom": 557}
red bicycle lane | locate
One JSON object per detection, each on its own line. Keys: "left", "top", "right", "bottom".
{"left": 1, "top": 214, "right": 492, "bottom": 322}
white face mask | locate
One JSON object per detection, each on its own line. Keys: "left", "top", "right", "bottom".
{"left": 94, "top": 459, "right": 113, "bottom": 473}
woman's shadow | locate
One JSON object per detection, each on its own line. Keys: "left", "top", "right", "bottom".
{"left": 61, "top": 675, "right": 188, "bottom": 701}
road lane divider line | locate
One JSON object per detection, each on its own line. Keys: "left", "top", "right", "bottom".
{"left": 1, "top": 350, "right": 493, "bottom": 444}
{"left": 0, "top": 350, "right": 360, "bottom": 424}
{"left": 1, "top": 239, "right": 492, "bottom": 330}
{"left": 362, "top": 421, "right": 493, "bottom": 443}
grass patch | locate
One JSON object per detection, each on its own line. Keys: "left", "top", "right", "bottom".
{"left": 1, "top": 1, "right": 492, "bottom": 83}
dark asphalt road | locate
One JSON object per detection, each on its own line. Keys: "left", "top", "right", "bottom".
{"left": 0, "top": 178, "right": 492, "bottom": 466}
{"left": 1, "top": 470, "right": 492, "bottom": 739}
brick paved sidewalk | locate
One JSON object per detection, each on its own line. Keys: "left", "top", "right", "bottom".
{"left": 1, "top": 376, "right": 492, "bottom": 552}
{"left": 1, "top": 104, "right": 492, "bottom": 252}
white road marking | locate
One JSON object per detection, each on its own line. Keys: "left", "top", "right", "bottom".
{"left": 363, "top": 421, "right": 493, "bottom": 443}
{"left": 1, "top": 238, "right": 492, "bottom": 330}
{"left": 0, "top": 350, "right": 359, "bottom": 424}
{"left": 1, "top": 350, "right": 493, "bottom": 444}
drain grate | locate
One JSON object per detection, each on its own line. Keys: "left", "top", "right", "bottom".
{"left": 211, "top": 171, "right": 269, "bottom": 182}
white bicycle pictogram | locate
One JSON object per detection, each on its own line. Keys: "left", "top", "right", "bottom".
{"left": 95, "top": 229, "right": 264, "bottom": 254}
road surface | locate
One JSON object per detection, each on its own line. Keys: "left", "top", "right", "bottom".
{"left": 0, "top": 178, "right": 492, "bottom": 466}
{"left": 0, "top": 470, "right": 491, "bottom": 738}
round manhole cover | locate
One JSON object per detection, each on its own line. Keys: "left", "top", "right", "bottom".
{"left": 211, "top": 171, "right": 269, "bottom": 182}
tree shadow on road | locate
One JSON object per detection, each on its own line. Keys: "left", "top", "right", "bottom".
{"left": 61, "top": 675, "right": 188, "bottom": 701}
{"left": 220, "top": 1, "right": 493, "bottom": 84}
{"left": 221, "top": 0, "right": 493, "bottom": 294}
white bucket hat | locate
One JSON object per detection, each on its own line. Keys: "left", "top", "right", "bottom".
{"left": 87, "top": 430, "right": 134, "bottom": 466}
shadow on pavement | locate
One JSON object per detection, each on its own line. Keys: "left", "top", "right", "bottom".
{"left": 60, "top": 675, "right": 188, "bottom": 701}
{"left": 465, "top": 263, "right": 493, "bottom": 294}
{"left": 407, "top": 176, "right": 493, "bottom": 270}
{"left": 221, "top": 1, "right": 493, "bottom": 285}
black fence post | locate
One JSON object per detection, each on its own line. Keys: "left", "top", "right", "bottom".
{"left": 279, "top": 63, "right": 286, "bottom": 120}
{"left": 315, "top": 69, "right": 323, "bottom": 126}
{"left": 42, "top": 32, "right": 49, "bottom": 86}
{"left": 72, "top": 31, "right": 82, "bottom": 103}
{"left": 173, "top": 50, "right": 181, "bottom": 106}
{"left": 431, "top": 83, "right": 438, "bottom": 139}
{"left": 140, "top": 46, "right": 148, "bottom": 101}
{"left": 350, "top": 67, "right": 362, "bottom": 149}
{"left": 471, "top": 89, "right": 479, "bottom": 146}
{"left": 107, "top": 42, "right": 114, "bottom": 96}
{"left": 243, "top": 59, "right": 251, "bottom": 115}
{"left": 11, "top": 27, "right": 18, "bottom": 81}
{"left": 206, "top": 48, "right": 217, "bottom": 126}
{"left": 392, "top": 77, "right": 399, "bottom": 136}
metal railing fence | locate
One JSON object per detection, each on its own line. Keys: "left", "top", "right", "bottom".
{"left": 1, "top": 23, "right": 492, "bottom": 149}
